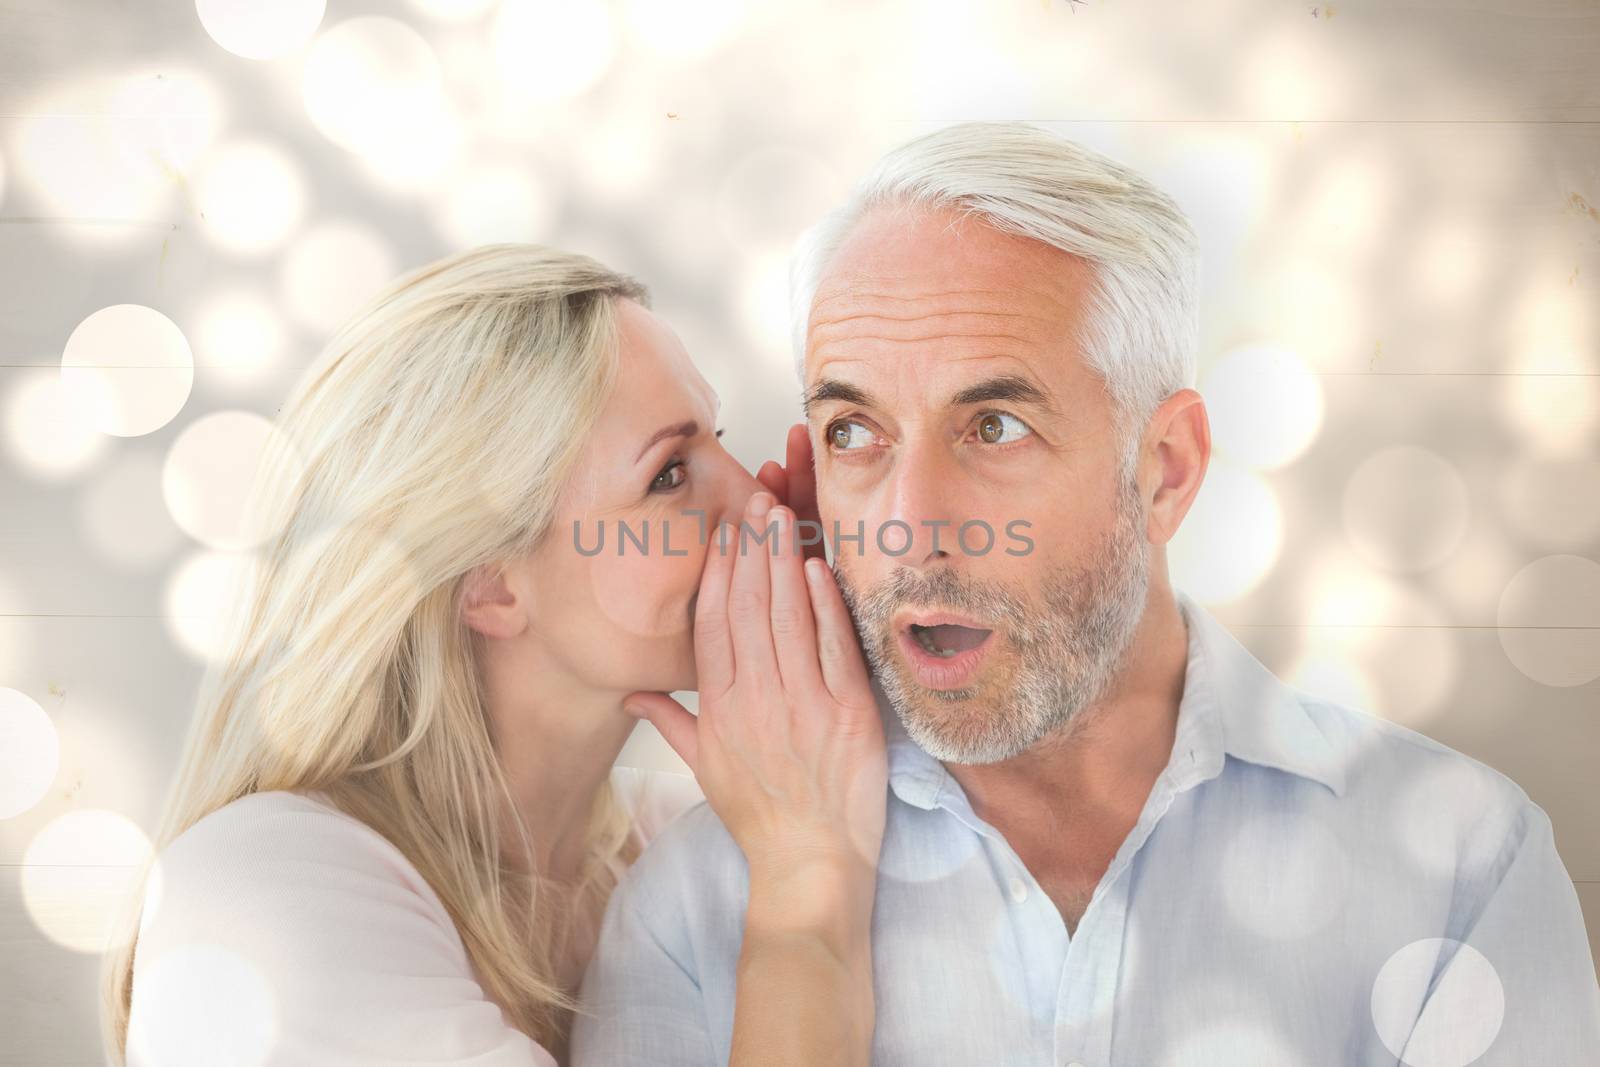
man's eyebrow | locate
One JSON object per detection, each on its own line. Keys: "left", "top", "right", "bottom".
{"left": 949, "top": 375, "right": 1058, "bottom": 414}
{"left": 635, "top": 420, "right": 699, "bottom": 463}
{"left": 802, "top": 378, "right": 876, "bottom": 417}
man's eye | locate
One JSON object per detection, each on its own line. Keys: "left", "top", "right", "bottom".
{"left": 975, "top": 412, "right": 1031, "bottom": 445}
{"left": 827, "top": 420, "right": 876, "bottom": 451}
{"left": 650, "top": 460, "right": 686, "bottom": 492}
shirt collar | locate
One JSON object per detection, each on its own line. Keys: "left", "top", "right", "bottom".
{"left": 882, "top": 587, "right": 1346, "bottom": 810}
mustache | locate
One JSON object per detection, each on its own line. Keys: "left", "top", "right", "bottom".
{"left": 838, "top": 564, "right": 1034, "bottom": 636}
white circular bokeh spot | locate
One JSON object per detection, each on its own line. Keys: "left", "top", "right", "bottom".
{"left": 493, "top": 0, "right": 616, "bottom": 102}
{"left": 162, "top": 411, "right": 294, "bottom": 552}
{"left": 1301, "top": 564, "right": 1460, "bottom": 730}
{"left": 193, "top": 290, "right": 288, "bottom": 387}
{"left": 1371, "top": 938, "right": 1505, "bottom": 1067}
{"left": 1169, "top": 459, "right": 1284, "bottom": 604}
{"left": 126, "top": 943, "right": 280, "bottom": 1067}
{"left": 193, "top": 139, "right": 308, "bottom": 255}
{"left": 437, "top": 162, "right": 557, "bottom": 248}
{"left": 621, "top": 0, "right": 746, "bottom": 60}
{"left": 60, "top": 304, "right": 195, "bottom": 438}
{"left": 1201, "top": 343, "right": 1324, "bottom": 471}
{"left": 22, "top": 809, "right": 153, "bottom": 953}
{"left": 165, "top": 550, "right": 257, "bottom": 662}
{"left": 302, "top": 17, "right": 444, "bottom": 159}
{"left": 1343, "top": 446, "right": 1471, "bottom": 573}
{"left": 4, "top": 371, "right": 109, "bottom": 480}
{"left": 0, "top": 688, "right": 60, "bottom": 820}
{"left": 1496, "top": 554, "right": 1600, "bottom": 687}
{"left": 280, "top": 221, "right": 397, "bottom": 334}
{"left": 196, "top": 0, "right": 326, "bottom": 60}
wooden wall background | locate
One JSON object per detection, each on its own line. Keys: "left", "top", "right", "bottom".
{"left": 2, "top": 0, "right": 1596, "bottom": 1063}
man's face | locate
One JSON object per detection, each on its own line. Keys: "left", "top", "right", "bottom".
{"left": 804, "top": 204, "right": 1152, "bottom": 764}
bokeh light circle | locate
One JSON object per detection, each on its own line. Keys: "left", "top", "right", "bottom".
{"left": 1496, "top": 554, "right": 1600, "bottom": 687}
{"left": 1371, "top": 938, "right": 1504, "bottom": 1067}
{"left": 164, "top": 550, "right": 257, "bottom": 662}
{"left": 622, "top": 0, "right": 745, "bottom": 59}
{"left": 280, "top": 222, "right": 397, "bottom": 335}
{"left": 60, "top": 304, "right": 195, "bottom": 438}
{"left": 162, "top": 411, "right": 292, "bottom": 552}
{"left": 409, "top": 0, "right": 495, "bottom": 22}
{"left": 126, "top": 943, "right": 280, "bottom": 1067}
{"left": 493, "top": 0, "right": 616, "bottom": 102}
{"left": 437, "top": 163, "right": 557, "bottom": 248}
{"left": 1169, "top": 459, "right": 1284, "bottom": 604}
{"left": 192, "top": 139, "right": 308, "bottom": 255}
{"left": 1301, "top": 563, "right": 1459, "bottom": 729}
{"left": 1201, "top": 343, "right": 1324, "bottom": 471}
{"left": 302, "top": 17, "right": 444, "bottom": 159}
{"left": 0, "top": 688, "right": 59, "bottom": 820}
{"left": 21, "top": 809, "right": 153, "bottom": 953}
{"left": 4, "top": 371, "right": 109, "bottom": 480}
{"left": 193, "top": 290, "right": 288, "bottom": 387}
{"left": 1342, "top": 446, "right": 1470, "bottom": 573}
{"left": 196, "top": 0, "right": 325, "bottom": 60}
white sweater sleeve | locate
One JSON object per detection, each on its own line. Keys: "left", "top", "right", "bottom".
{"left": 126, "top": 791, "right": 557, "bottom": 1067}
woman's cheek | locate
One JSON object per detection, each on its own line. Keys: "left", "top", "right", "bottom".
{"left": 586, "top": 538, "right": 700, "bottom": 638}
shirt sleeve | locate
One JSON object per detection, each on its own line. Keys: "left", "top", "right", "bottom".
{"left": 125, "top": 793, "right": 558, "bottom": 1067}
{"left": 1393, "top": 801, "right": 1600, "bottom": 1065}
{"left": 569, "top": 835, "right": 721, "bottom": 1067}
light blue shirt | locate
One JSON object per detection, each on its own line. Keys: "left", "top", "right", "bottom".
{"left": 573, "top": 590, "right": 1600, "bottom": 1066}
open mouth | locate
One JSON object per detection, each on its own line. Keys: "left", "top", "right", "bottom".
{"left": 906, "top": 620, "right": 994, "bottom": 659}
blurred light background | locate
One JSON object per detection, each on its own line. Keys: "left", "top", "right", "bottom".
{"left": 1, "top": 0, "right": 1597, "bottom": 1061}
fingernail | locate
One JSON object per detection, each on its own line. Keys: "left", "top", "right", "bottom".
{"left": 749, "top": 492, "right": 772, "bottom": 518}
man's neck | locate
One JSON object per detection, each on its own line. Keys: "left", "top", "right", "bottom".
{"left": 942, "top": 587, "right": 1191, "bottom": 886}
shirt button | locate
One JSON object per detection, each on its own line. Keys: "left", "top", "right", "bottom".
{"left": 1065, "top": 1061, "right": 1087, "bottom": 1067}
{"left": 1007, "top": 876, "right": 1028, "bottom": 903}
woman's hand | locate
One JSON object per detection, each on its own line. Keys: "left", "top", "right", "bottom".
{"left": 624, "top": 489, "right": 885, "bottom": 1067}
{"left": 755, "top": 423, "right": 827, "bottom": 562}
{"left": 624, "top": 488, "right": 887, "bottom": 893}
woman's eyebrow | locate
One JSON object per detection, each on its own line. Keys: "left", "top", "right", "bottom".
{"left": 635, "top": 420, "right": 700, "bottom": 463}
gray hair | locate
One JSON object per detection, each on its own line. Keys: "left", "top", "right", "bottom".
{"left": 789, "top": 121, "right": 1200, "bottom": 472}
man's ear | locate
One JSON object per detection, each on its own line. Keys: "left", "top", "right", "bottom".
{"left": 460, "top": 561, "right": 527, "bottom": 640}
{"left": 1143, "top": 388, "right": 1211, "bottom": 548}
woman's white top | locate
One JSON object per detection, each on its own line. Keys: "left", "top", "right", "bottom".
{"left": 125, "top": 767, "right": 704, "bottom": 1067}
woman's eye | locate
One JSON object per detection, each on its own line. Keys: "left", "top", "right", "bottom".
{"left": 975, "top": 411, "right": 1031, "bottom": 445}
{"left": 650, "top": 460, "right": 686, "bottom": 493}
{"left": 826, "top": 420, "right": 876, "bottom": 451}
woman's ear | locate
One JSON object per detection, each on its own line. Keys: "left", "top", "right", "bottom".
{"left": 460, "top": 562, "right": 528, "bottom": 640}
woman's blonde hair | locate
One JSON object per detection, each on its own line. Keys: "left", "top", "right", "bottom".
{"left": 102, "top": 243, "right": 650, "bottom": 1059}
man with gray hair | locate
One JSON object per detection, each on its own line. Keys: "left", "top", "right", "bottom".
{"left": 574, "top": 122, "right": 1599, "bottom": 1065}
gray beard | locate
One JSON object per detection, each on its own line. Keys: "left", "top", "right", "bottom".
{"left": 835, "top": 472, "right": 1150, "bottom": 765}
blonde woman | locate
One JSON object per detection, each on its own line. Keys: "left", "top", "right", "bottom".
{"left": 103, "top": 245, "right": 887, "bottom": 1066}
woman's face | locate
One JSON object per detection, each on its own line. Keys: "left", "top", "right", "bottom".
{"left": 518, "top": 298, "right": 760, "bottom": 695}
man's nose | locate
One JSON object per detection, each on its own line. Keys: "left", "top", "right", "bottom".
{"left": 882, "top": 443, "right": 960, "bottom": 568}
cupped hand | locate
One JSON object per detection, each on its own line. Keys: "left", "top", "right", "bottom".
{"left": 623, "top": 489, "right": 886, "bottom": 888}
{"left": 755, "top": 423, "right": 826, "bottom": 562}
